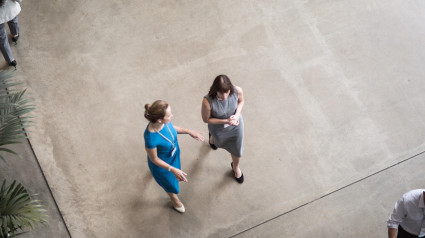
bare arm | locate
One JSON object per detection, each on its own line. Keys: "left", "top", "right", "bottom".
{"left": 233, "top": 86, "right": 244, "bottom": 119}
{"left": 173, "top": 125, "right": 204, "bottom": 141}
{"left": 387, "top": 197, "right": 406, "bottom": 238}
{"left": 201, "top": 97, "right": 231, "bottom": 125}
{"left": 388, "top": 228, "right": 397, "bottom": 238}
{"left": 145, "top": 147, "right": 188, "bottom": 182}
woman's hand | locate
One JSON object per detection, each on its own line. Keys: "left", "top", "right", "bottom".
{"left": 171, "top": 168, "right": 188, "bottom": 182}
{"left": 188, "top": 130, "right": 204, "bottom": 141}
{"left": 229, "top": 115, "right": 240, "bottom": 126}
{"left": 174, "top": 126, "right": 205, "bottom": 141}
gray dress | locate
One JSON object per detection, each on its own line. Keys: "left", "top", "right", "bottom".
{"left": 205, "top": 86, "right": 244, "bottom": 157}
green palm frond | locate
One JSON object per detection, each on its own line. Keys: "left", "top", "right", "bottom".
{"left": 0, "top": 70, "right": 35, "bottom": 162}
{"left": 0, "top": 71, "right": 21, "bottom": 92}
{"left": 0, "top": 180, "right": 47, "bottom": 238}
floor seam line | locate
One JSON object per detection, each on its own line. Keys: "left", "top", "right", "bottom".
{"left": 229, "top": 150, "right": 425, "bottom": 237}
{"left": 25, "top": 135, "right": 73, "bottom": 238}
{"left": 4, "top": 85, "right": 72, "bottom": 237}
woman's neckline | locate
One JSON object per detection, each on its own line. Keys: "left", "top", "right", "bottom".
{"left": 148, "top": 123, "right": 165, "bottom": 133}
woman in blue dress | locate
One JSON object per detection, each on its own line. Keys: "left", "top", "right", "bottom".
{"left": 144, "top": 100, "right": 204, "bottom": 213}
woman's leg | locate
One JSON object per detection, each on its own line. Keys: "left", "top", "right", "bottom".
{"left": 231, "top": 154, "right": 242, "bottom": 178}
{"left": 167, "top": 192, "right": 183, "bottom": 208}
{"left": 0, "top": 23, "right": 13, "bottom": 63}
{"left": 208, "top": 132, "right": 218, "bottom": 150}
{"left": 209, "top": 133, "right": 214, "bottom": 144}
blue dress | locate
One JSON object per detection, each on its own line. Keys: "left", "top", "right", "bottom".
{"left": 144, "top": 122, "right": 181, "bottom": 194}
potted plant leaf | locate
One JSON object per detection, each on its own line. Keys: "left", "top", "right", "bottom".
{"left": 0, "top": 180, "right": 47, "bottom": 237}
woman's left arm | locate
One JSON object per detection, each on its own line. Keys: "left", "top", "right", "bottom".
{"left": 233, "top": 86, "right": 244, "bottom": 119}
{"left": 174, "top": 125, "right": 204, "bottom": 141}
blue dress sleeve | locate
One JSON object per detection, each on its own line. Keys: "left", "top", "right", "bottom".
{"left": 144, "top": 129, "right": 157, "bottom": 149}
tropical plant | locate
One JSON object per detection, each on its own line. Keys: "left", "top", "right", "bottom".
{"left": 0, "top": 180, "right": 47, "bottom": 237}
{"left": 0, "top": 70, "right": 47, "bottom": 236}
{"left": 0, "top": 70, "right": 35, "bottom": 162}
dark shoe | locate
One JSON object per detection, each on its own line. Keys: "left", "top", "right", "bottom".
{"left": 209, "top": 132, "right": 217, "bottom": 150}
{"left": 231, "top": 162, "right": 244, "bottom": 183}
{"left": 12, "top": 34, "right": 19, "bottom": 44}
{"left": 9, "top": 60, "right": 17, "bottom": 69}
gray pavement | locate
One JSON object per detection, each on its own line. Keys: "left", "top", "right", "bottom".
{"left": 0, "top": 143, "right": 69, "bottom": 237}
{"left": 1, "top": 0, "right": 425, "bottom": 237}
{"left": 234, "top": 152, "right": 425, "bottom": 237}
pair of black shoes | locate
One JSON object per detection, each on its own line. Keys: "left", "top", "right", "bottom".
{"left": 209, "top": 133, "right": 244, "bottom": 183}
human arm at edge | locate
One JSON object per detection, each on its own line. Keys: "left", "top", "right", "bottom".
{"left": 388, "top": 228, "right": 397, "bottom": 238}
{"left": 387, "top": 196, "right": 406, "bottom": 238}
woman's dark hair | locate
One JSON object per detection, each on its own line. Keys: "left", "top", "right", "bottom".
{"left": 0, "top": 0, "right": 5, "bottom": 7}
{"left": 208, "top": 74, "right": 234, "bottom": 98}
{"left": 144, "top": 100, "right": 169, "bottom": 123}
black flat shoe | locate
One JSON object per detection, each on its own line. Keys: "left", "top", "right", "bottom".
{"left": 231, "top": 162, "right": 244, "bottom": 184}
{"left": 209, "top": 132, "right": 217, "bottom": 150}
{"left": 9, "top": 60, "right": 17, "bottom": 69}
{"left": 12, "top": 34, "right": 19, "bottom": 44}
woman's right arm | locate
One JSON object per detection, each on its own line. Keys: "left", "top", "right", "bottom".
{"left": 145, "top": 147, "right": 188, "bottom": 182}
{"left": 201, "top": 98, "right": 230, "bottom": 125}
{"left": 388, "top": 228, "right": 397, "bottom": 238}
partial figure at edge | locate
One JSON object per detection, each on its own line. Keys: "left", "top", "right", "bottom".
{"left": 0, "top": 0, "right": 21, "bottom": 69}
{"left": 387, "top": 189, "right": 425, "bottom": 238}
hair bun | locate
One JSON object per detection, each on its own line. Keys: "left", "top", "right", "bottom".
{"left": 144, "top": 100, "right": 168, "bottom": 123}
{"left": 144, "top": 104, "right": 151, "bottom": 120}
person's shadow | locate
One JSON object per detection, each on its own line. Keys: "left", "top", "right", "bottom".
{"left": 187, "top": 142, "right": 235, "bottom": 200}
{"left": 125, "top": 142, "right": 241, "bottom": 236}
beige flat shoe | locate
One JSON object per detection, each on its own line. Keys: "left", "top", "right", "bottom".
{"left": 173, "top": 204, "right": 185, "bottom": 213}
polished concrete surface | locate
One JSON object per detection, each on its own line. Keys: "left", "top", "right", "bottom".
{"left": 235, "top": 152, "right": 425, "bottom": 237}
{"left": 4, "top": 0, "right": 425, "bottom": 237}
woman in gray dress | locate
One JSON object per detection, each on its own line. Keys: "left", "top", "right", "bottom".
{"left": 201, "top": 75, "right": 245, "bottom": 183}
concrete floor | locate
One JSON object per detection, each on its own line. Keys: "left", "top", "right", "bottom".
{"left": 3, "top": 0, "right": 425, "bottom": 237}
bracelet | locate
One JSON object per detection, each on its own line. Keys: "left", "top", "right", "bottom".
{"left": 168, "top": 165, "right": 173, "bottom": 172}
